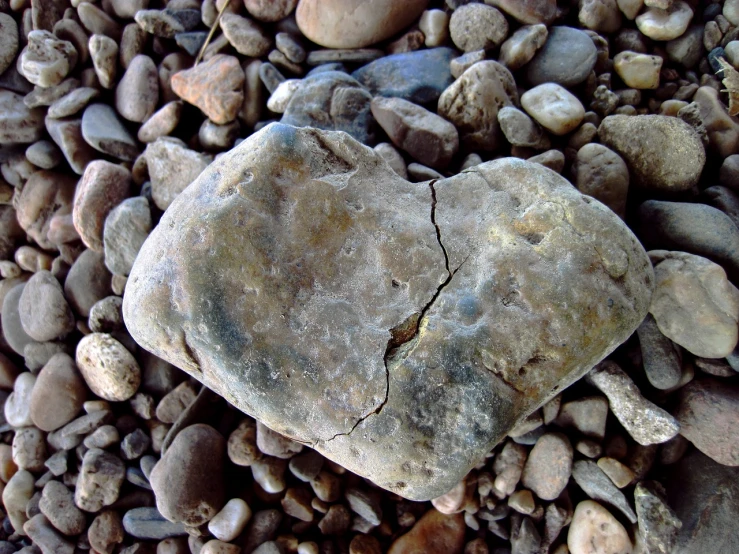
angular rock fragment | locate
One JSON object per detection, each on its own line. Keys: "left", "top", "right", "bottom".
{"left": 124, "top": 124, "right": 654, "bottom": 500}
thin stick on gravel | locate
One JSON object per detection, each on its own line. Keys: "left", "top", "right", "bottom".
{"left": 194, "top": 0, "right": 233, "bottom": 67}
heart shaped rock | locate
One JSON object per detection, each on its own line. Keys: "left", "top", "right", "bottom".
{"left": 123, "top": 123, "right": 653, "bottom": 500}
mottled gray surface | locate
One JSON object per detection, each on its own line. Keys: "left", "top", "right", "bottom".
{"left": 124, "top": 124, "right": 653, "bottom": 500}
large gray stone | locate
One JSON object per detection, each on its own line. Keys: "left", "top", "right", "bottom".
{"left": 123, "top": 124, "right": 654, "bottom": 501}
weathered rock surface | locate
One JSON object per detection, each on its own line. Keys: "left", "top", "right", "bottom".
{"left": 124, "top": 124, "right": 654, "bottom": 500}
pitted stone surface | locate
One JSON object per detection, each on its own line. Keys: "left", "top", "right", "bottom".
{"left": 124, "top": 124, "right": 653, "bottom": 500}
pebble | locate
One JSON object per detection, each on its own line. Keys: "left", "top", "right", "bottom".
{"left": 438, "top": 60, "right": 518, "bottom": 151}
{"left": 38, "top": 481, "right": 85, "bottom": 536}
{"left": 77, "top": 2, "right": 121, "bottom": 41}
{"left": 3, "top": 470, "right": 34, "bottom": 534}
{"left": 76, "top": 333, "right": 141, "bottom": 402}
{"left": 150, "top": 424, "right": 226, "bottom": 525}
{"left": 116, "top": 55, "right": 159, "bottom": 123}
{"left": 1, "top": 283, "right": 41, "bottom": 356}
{"left": 45, "top": 115, "right": 97, "bottom": 175}
{"left": 492, "top": 440, "right": 527, "bottom": 496}
{"left": 30, "top": 353, "right": 86, "bottom": 432}
{"left": 280, "top": 71, "right": 375, "bottom": 143}
{"left": 636, "top": 314, "right": 683, "bottom": 390}
{"left": 18, "top": 270, "right": 74, "bottom": 342}
{"left": 636, "top": 1, "right": 693, "bottom": 41}
{"left": 81, "top": 103, "right": 138, "bottom": 161}
{"left": 486, "top": 0, "right": 557, "bottom": 25}
{"left": 0, "top": 89, "right": 45, "bottom": 145}
{"left": 295, "top": 0, "right": 428, "bottom": 49}
{"left": 208, "top": 498, "right": 252, "bottom": 541}
{"left": 521, "top": 83, "right": 585, "bottom": 135}
{"left": 171, "top": 55, "right": 244, "bottom": 125}
{"left": 306, "top": 49, "right": 383, "bottom": 66}
{"left": 122, "top": 507, "right": 187, "bottom": 540}
{"left": 345, "top": 487, "right": 382, "bottom": 526}
{"left": 419, "top": 10, "right": 449, "bottom": 48}
{"left": 675, "top": 378, "right": 739, "bottom": 465}
{"left": 12, "top": 427, "right": 45, "bottom": 472}
{"left": 134, "top": 9, "right": 199, "bottom": 39}
{"left": 571, "top": 460, "right": 637, "bottom": 523}
{"left": 596, "top": 457, "right": 634, "bottom": 488}
{"left": 521, "top": 433, "right": 573, "bottom": 501}
{"left": 64, "top": 249, "right": 112, "bottom": 317}
{"left": 245, "top": 0, "right": 297, "bottom": 22}
{"left": 613, "top": 51, "right": 662, "bottom": 89}
{"left": 75, "top": 448, "right": 125, "bottom": 512}
{"left": 103, "top": 197, "right": 152, "bottom": 278}
{"left": 572, "top": 143, "right": 629, "bottom": 218}
{"left": 227, "top": 419, "right": 261, "bottom": 467}
{"left": 555, "top": 396, "right": 609, "bottom": 440}
{"left": 693, "top": 86, "right": 739, "bottom": 159}
{"left": 499, "top": 24, "right": 548, "bottom": 70}
{"left": 25, "top": 140, "right": 62, "bottom": 169}
{"left": 352, "top": 47, "right": 456, "bottom": 105}
{"left": 281, "top": 487, "right": 313, "bottom": 521}
{"left": 508, "top": 489, "right": 536, "bottom": 514}
{"left": 201, "top": 540, "right": 241, "bottom": 554}
{"left": 587, "top": 361, "right": 679, "bottom": 445}
{"left": 84, "top": 424, "right": 120, "bottom": 449}
{"left": 89, "top": 34, "right": 118, "bottom": 89}
{"left": 137, "top": 101, "right": 183, "bottom": 143}
{"left": 525, "top": 26, "right": 597, "bottom": 87}
{"left": 498, "top": 106, "right": 550, "bottom": 149}
{"left": 21, "top": 31, "right": 78, "bottom": 88}
{"left": 0, "top": 13, "right": 18, "bottom": 75}
{"left": 387, "top": 509, "right": 465, "bottom": 554}
{"left": 252, "top": 456, "right": 288, "bottom": 493}
{"left": 73, "top": 160, "right": 132, "bottom": 253}
{"left": 199, "top": 119, "right": 239, "bottom": 151}
{"left": 5, "top": 372, "right": 36, "bottom": 428}
{"left": 121, "top": 428, "right": 151, "bottom": 460}
{"left": 450, "top": 51, "right": 486, "bottom": 79}
{"left": 599, "top": 115, "right": 705, "bottom": 192}
{"left": 88, "top": 510, "right": 124, "bottom": 554}
{"left": 23, "top": 514, "right": 74, "bottom": 554}
{"left": 371, "top": 96, "right": 458, "bottom": 170}
{"left": 432, "top": 478, "right": 467, "bottom": 515}
{"left": 156, "top": 381, "right": 198, "bottom": 424}
{"left": 449, "top": 4, "right": 508, "bottom": 52}
{"left": 266, "top": 79, "right": 301, "bottom": 114}
{"left": 220, "top": 14, "right": 271, "bottom": 58}
{"left": 275, "top": 33, "right": 306, "bottom": 64}
{"left": 567, "top": 500, "right": 632, "bottom": 554}
{"left": 579, "top": 0, "right": 622, "bottom": 33}
{"left": 47, "top": 87, "right": 100, "bottom": 119}
{"left": 144, "top": 138, "right": 211, "bottom": 211}
{"left": 633, "top": 481, "right": 681, "bottom": 553}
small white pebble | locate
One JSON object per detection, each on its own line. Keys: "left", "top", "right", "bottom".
{"left": 267, "top": 79, "right": 302, "bottom": 114}
{"left": 297, "top": 542, "right": 319, "bottom": 554}
{"left": 207, "top": 498, "right": 252, "bottom": 542}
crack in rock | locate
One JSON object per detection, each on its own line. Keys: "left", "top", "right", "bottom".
{"left": 322, "top": 181, "right": 464, "bottom": 444}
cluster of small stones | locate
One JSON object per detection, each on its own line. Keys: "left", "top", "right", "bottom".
{"left": 0, "top": 0, "right": 736, "bottom": 553}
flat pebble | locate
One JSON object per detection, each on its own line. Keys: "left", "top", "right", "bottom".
{"left": 47, "top": 87, "right": 100, "bottom": 119}
{"left": 76, "top": 333, "right": 141, "bottom": 402}
{"left": 449, "top": 4, "right": 508, "bottom": 53}
{"left": 647, "top": 250, "right": 739, "bottom": 358}
{"left": 521, "top": 83, "right": 585, "bottom": 135}
{"left": 675, "top": 378, "right": 739, "bottom": 465}
{"left": 78, "top": 2, "right": 122, "bottom": 41}
{"left": 18, "top": 271, "right": 74, "bottom": 342}
{"left": 567, "top": 500, "right": 632, "bottom": 554}
{"left": 636, "top": 314, "right": 683, "bottom": 390}
{"left": 45, "top": 115, "right": 97, "bottom": 175}
{"left": 122, "top": 507, "right": 187, "bottom": 540}
{"left": 75, "top": 448, "right": 126, "bottom": 512}
{"left": 39, "top": 481, "right": 85, "bottom": 536}
{"left": 614, "top": 51, "right": 662, "bottom": 89}
{"left": 116, "top": 55, "right": 159, "bottom": 123}
{"left": 150, "top": 424, "right": 226, "bottom": 525}
{"left": 208, "top": 498, "right": 252, "bottom": 542}
{"left": 525, "top": 26, "right": 596, "bottom": 87}
{"left": 521, "top": 432, "right": 573, "bottom": 501}
{"left": 81, "top": 103, "right": 139, "bottom": 161}
{"left": 23, "top": 514, "right": 74, "bottom": 554}
{"left": 636, "top": 1, "right": 693, "bottom": 41}
{"left": 30, "top": 353, "right": 86, "bottom": 432}
{"left": 571, "top": 460, "right": 637, "bottom": 523}
{"left": 221, "top": 14, "right": 271, "bottom": 58}
{"left": 634, "top": 481, "right": 681, "bottom": 554}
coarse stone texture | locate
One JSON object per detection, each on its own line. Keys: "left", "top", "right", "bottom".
{"left": 104, "top": 197, "right": 152, "bottom": 277}
{"left": 663, "top": 449, "right": 739, "bottom": 553}
{"left": 499, "top": 24, "right": 548, "bottom": 71}
{"left": 524, "top": 26, "right": 597, "bottom": 87}
{"left": 124, "top": 124, "right": 653, "bottom": 501}
{"left": 586, "top": 361, "right": 680, "bottom": 445}
{"left": 351, "top": 47, "right": 455, "bottom": 105}
{"left": 0, "top": 90, "right": 45, "bottom": 145}
{"left": 21, "top": 31, "right": 78, "bottom": 88}
{"left": 634, "top": 481, "right": 681, "bottom": 554}
{"left": 295, "top": 0, "right": 429, "bottom": 49}
{"left": 89, "top": 34, "right": 118, "bottom": 89}
{"left": 281, "top": 71, "right": 375, "bottom": 145}
{"left": 636, "top": 313, "right": 682, "bottom": 390}
{"left": 149, "top": 424, "right": 226, "bottom": 526}
{"left": 647, "top": 250, "right": 739, "bottom": 358}
{"left": 521, "top": 432, "right": 572, "bottom": 500}
{"left": 486, "top": 0, "right": 557, "bottom": 25}
{"left": 370, "top": 96, "right": 458, "bottom": 170}
{"left": 45, "top": 115, "right": 97, "bottom": 175}
{"left": 571, "top": 460, "right": 637, "bottom": 523}
{"left": 613, "top": 51, "right": 662, "bottom": 89}
{"left": 0, "top": 13, "right": 18, "bottom": 76}
{"left": 437, "top": 61, "right": 518, "bottom": 152}
{"left": 387, "top": 510, "right": 465, "bottom": 554}
{"left": 73, "top": 160, "right": 132, "bottom": 253}
{"left": 18, "top": 270, "right": 74, "bottom": 342}
{"left": 598, "top": 115, "right": 705, "bottom": 192}
{"left": 76, "top": 333, "right": 141, "bottom": 402}
{"left": 75, "top": 448, "right": 126, "bottom": 512}
{"left": 449, "top": 4, "right": 508, "bottom": 53}
{"left": 144, "top": 138, "right": 212, "bottom": 211}
{"left": 39, "top": 481, "right": 86, "bottom": 536}
{"left": 30, "top": 353, "right": 86, "bottom": 432}
{"left": 521, "top": 83, "right": 585, "bottom": 136}
{"left": 674, "top": 378, "right": 739, "bottom": 466}
{"left": 573, "top": 144, "right": 629, "bottom": 219}
{"left": 568, "top": 500, "right": 632, "bottom": 554}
